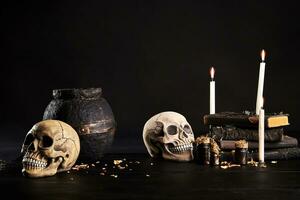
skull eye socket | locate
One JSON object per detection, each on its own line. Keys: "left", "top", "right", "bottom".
{"left": 40, "top": 136, "right": 53, "bottom": 148}
{"left": 155, "top": 125, "right": 164, "bottom": 136}
{"left": 183, "top": 125, "right": 192, "bottom": 134}
{"left": 24, "top": 133, "right": 34, "bottom": 145}
{"left": 167, "top": 125, "right": 178, "bottom": 135}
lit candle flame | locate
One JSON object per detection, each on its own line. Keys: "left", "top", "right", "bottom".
{"left": 210, "top": 67, "right": 215, "bottom": 80}
{"left": 261, "top": 49, "right": 266, "bottom": 62}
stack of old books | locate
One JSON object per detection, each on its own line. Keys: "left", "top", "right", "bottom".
{"left": 203, "top": 111, "right": 300, "bottom": 161}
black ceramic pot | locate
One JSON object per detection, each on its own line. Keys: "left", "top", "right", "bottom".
{"left": 43, "top": 88, "right": 116, "bottom": 162}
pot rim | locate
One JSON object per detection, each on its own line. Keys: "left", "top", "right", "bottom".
{"left": 52, "top": 88, "right": 102, "bottom": 99}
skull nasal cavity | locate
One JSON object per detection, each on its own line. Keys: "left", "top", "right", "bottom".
{"left": 28, "top": 143, "right": 36, "bottom": 151}
{"left": 183, "top": 125, "right": 192, "bottom": 134}
{"left": 183, "top": 125, "right": 191, "bottom": 138}
{"left": 167, "top": 125, "right": 178, "bottom": 135}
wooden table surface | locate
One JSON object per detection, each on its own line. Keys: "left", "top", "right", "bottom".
{"left": 1, "top": 152, "right": 300, "bottom": 200}
{"left": 1, "top": 129, "right": 300, "bottom": 200}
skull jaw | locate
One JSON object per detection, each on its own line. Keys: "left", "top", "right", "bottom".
{"left": 22, "top": 167, "right": 58, "bottom": 178}
{"left": 162, "top": 149, "right": 194, "bottom": 162}
{"left": 22, "top": 157, "right": 63, "bottom": 178}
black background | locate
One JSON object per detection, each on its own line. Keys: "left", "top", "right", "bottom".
{"left": 1, "top": 0, "right": 300, "bottom": 152}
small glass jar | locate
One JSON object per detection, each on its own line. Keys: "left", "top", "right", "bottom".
{"left": 196, "top": 137, "right": 211, "bottom": 165}
{"left": 234, "top": 140, "right": 248, "bottom": 165}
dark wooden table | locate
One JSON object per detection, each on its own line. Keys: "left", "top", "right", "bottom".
{"left": 1, "top": 152, "right": 300, "bottom": 200}
{"left": 1, "top": 128, "right": 300, "bottom": 200}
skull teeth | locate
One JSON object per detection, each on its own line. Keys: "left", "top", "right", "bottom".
{"left": 22, "top": 156, "right": 48, "bottom": 169}
{"left": 168, "top": 144, "right": 193, "bottom": 153}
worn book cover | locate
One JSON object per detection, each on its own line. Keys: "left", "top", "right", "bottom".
{"left": 221, "top": 147, "right": 300, "bottom": 161}
{"left": 208, "top": 126, "right": 284, "bottom": 142}
{"left": 219, "top": 135, "right": 298, "bottom": 150}
{"left": 204, "top": 111, "right": 289, "bottom": 128}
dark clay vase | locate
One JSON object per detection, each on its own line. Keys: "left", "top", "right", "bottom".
{"left": 43, "top": 88, "right": 116, "bottom": 162}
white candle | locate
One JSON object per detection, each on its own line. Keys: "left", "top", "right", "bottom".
{"left": 210, "top": 67, "right": 215, "bottom": 114}
{"left": 258, "top": 98, "right": 265, "bottom": 163}
{"left": 256, "top": 50, "right": 266, "bottom": 115}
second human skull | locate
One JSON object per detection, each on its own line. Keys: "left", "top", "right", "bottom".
{"left": 21, "top": 120, "right": 80, "bottom": 178}
{"left": 143, "top": 111, "right": 194, "bottom": 162}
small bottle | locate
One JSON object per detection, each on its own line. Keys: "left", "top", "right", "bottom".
{"left": 234, "top": 140, "right": 248, "bottom": 165}
{"left": 197, "top": 137, "right": 211, "bottom": 165}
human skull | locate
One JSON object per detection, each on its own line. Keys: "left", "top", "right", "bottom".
{"left": 21, "top": 120, "right": 80, "bottom": 178}
{"left": 143, "top": 111, "right": 194, "bottom": 162}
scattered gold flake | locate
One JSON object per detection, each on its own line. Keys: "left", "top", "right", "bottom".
{"left": 70, "top": 177, "right": 74, "bottom": 181}
{"left": 150, "top": 163, "right": 154, "bottom": 166}
{"left": 104, "top": 163, "right": 108, "bottom": 167}
{"left": 146, "top": 174, "right": 150, "bottom": 177}
{"left": 117, "top": 165, "right": 126, "bottom": 170}
{"left": 247, "top": 158, "right": 259, "bottom": 167}
{"left": 221, "top": 165, "right": 228, "bottom": 169}
{"left": 110, "top": 174, "right": 118, "bottom": 178}
{"left": 100, "top": 172, "right": 105, "bottom": 176}
{"left": 135, "top": 161, "right": 140, "bottom": 164}
{"left": 221, "top": 161, "right": 228, "bottom": 165}
{"left": 271, "top": 161, "right": 278, "bottom": 164}
{"left": 72, "top": 164, "right": 89, "bottom": 170}
{"left": 113, "top": 160, "right": 123, "bottom": 165}
{"left": 96, "top": 161, "right": 100, "bottom": 164}
{"left": 67, "top": 171, "right": 70, "bottom": 174}
{"left": 129, "top": 168, "right": 133, "bottom": 171}
{"left": 220, "top": 162, "right": 241, "bottom": 169}
{"left": 258, "top": 162, "right": 267, "bottom": 168}
{"left": 79, "top": 164, "right": 89, "bottom": 169}
{"left": 91, "top": 164, "right": 95, "bottom": 167}
{"left": 101, "top": 167, "right": 107, "bottom": 173}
